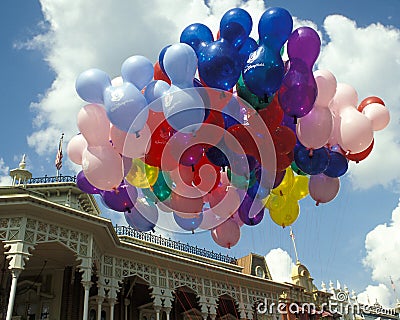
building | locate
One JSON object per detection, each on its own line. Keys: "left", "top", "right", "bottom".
{"left": 321, "top": 281, "right": 400, "bottom": 320}
{"left": 0, "top": 158, "right": 332, "bottom": 320}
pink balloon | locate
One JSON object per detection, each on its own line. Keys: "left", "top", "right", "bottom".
{"left": 231, "top": 211, "right": 245, "bottom": 227}
{"left": 110, "top": 124, "right": 151, "bottom": 158}
{"left": 67, "top": 134, "right": 88, "bottom": 165}
{"left": 339, "top": 107, "right": 374, "bottom": 153}
{"left": 362, "top": 103, "right": 390, "bottom": 131}
{"left": 327, "top": 112, "right": 341, "bottom": 147}
{"left": 82, "top": 144, "right": 123, "bottom": 191}
{"left": 77, "top": 104, "right": 110, "bottom": 146}
{"left": 329, "top": 83, "right": 358, "bottom": 116}
{"left": 211, "top": 218, "right": 241, "bottom": 249}
{"left": 208, "top": 185, "right": 241, "bottom": 218}
{"left": 199, "top": 207, "right": 223, "bottom": 230}
{"left": 169, "top": 190, "right": 204, "bottom": 218}
{"left": 309, "top": 174, "right": 340, "bottom": 205}
{"left": 297, "top": 106, "right": 333, "bottom": 149}
{"left": 313, "top": 70, "right": 337, "bottom": 108}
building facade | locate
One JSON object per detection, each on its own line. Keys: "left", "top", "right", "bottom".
{"left": 0, "top": 160, "right": 332, "bottom": 320}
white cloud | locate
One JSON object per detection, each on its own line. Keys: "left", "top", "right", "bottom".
{"left": 355, "top": 199, "right": 400, "bottom": 308}
{"left": 357, "top": 283, "right": 392, "bottom": 308}
{"left": 0, "top": 158, "right": 12, "bottom": 186}
{"left": 265, "top": 248, "right": 295, "bottom": 283}
{"left": 363, "top": 199, "right": 400, "bottom": 283}
{"left": 317, "top": 15, "right": 400, "bottom": 190}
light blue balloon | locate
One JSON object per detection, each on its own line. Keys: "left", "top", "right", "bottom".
{"left": 121, "top": 55, "right": 154, "bottom": 90}
{"left": 144, "top": 80, "right": 170, "bottom": 112}
{"left": 75, "top": 68, "right": 111, "bottom": 104}
{"left": 163, "top": 87, "right": 205, "bottom": 133}
{"left": 163, "top": 43, "right": 198, "bottom": 88}
{"left": 103, "top": 82, "right": 148, "bottom": 134}
{"left": 173, "top": 212, "right": 203, "bottom": 232}
{"left": 162, "top": 43, "right": 205, "bottom": 133}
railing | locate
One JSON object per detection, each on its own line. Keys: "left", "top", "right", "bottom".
{"left": 115, "top": 225, "right": 238, "bottom": 265}
{"left": 27, "top": 175, "right": 76, "bottom": 184}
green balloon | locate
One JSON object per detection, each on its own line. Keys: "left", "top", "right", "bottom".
{"left": 152, "top": 171, "right": 172, "bottom": 202}
{"left": 291, "top": 162, "right": 307, "bottom": 176}
{"left": 227, "top": 167, "right": 257, "bottom": 189}
{"left": 236, "top": 75, "right": 274, "bottom": 111}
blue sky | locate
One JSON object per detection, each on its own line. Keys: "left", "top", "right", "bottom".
{"left": 1, "top": 0, "right": 400, "bottom": 307}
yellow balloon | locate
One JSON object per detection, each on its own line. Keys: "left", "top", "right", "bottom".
{"left": 268, "top": 198, "right": 300, "bottom": 228}
{"left": 272, "top": 167, "right": 294, "bottom": 196}
{"left": 290, "top": 175, "right": 309, "bottom": 201}
{"left": 125, "top": 158, "right": 159, "bottom": 188}
{"left": 264, "top": 194, "right": 287, "bottom": 210}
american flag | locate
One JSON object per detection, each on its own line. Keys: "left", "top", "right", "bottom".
{"left": 55, "top": 133, "right": 64, "bottom": 171}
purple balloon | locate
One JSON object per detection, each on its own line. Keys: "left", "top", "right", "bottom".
{"left": 101, "top": 182, "right": 137, "bottom": 212}
{"left": 238, "top": 193, "right": 265, "bottom": 225}
{"left": 76, "top": 170, "right": 102, "bottom": 194}
{"left": 124, "top": 210, "right": 155, "bottom": 232}
{"left": 278, "top": 27, "right": 321, "bottom": 121}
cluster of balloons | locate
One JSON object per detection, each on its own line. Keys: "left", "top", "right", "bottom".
{"left": 68, "top": 7, "right": 390, "bottom": 248}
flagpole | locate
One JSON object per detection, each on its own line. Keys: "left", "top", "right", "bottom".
{"left": 56, "top": 133, "right": 64, "bottom": 178}
{"left": 290, "top": 226, "right": 300, "bottom": 264}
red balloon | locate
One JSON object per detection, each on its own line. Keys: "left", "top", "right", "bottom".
{"left": 276, "top": 150, "right": 294, "bottom": 172}
{"left": 153, "top": 61, "right": 171, "bottom": 85}
{"left": 357, "top": 96, "right": 385, "bottom": 112}
{"left": 193, "top": 155, "right": 221, "bottom": 192}
{"left": 257, "top": 95, "right": 284, "bottom": 130}
{"left": 272, "top": 125, "right": 297, "bottom": 155}
{"left": 225, "top": 124, "right": 260, "bottom": 160}
{"left": 145, "top": 119, "right": 175, "bottom": 168}
{"left": 346, "top": 139, "right": 374, "bottom": 163}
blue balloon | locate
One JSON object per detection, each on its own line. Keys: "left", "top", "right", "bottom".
{"left": 242, "top": 7, "right": 293, "bottom": 97}
{"left": 75, "top": 68, "right": 111, "bottom": 104}
{"left": 162, "top": 43, "right": 205, "bottom": 133}
{"left": 121, "top": 55, "right": 154, "bottom": 91}
{"left": 238, "top": 37, "right": 258, "bottom": 67}
{"left": 198, "top": 41, "right": 242, "bottom": 91}
{"left": 205, "top": 145, "right": 230, "bottom": 167}
{"left": 258, "top": 7, "right": 293, "bottom": 50}
{"left": 173, "top": 212, "right": 203, "bottom": 232}
{"left": 144, "top": 80, "right": 170, "bottom": 112}
{"left": 180, "top": 23, "right": 213, "bottom": 53}
{"left": 158, "top": 45, "right": 171, "bottom": 74}
{"left": 103, "top": 82, "right": 149, "bottom": 134}
{"left": 219, "top": 8, "right": 252, "bottom": 49}
{"left": 294, "top": 144, "right": 330, "bottom": 175}
{"left": 324, "top": 150, "right": 348, "bottom": 178}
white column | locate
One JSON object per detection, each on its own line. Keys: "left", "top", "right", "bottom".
{"left": 96, "top": 297, "right": 104, "bottom": 320}
{"left": 109, "top": 299, "right": 116, "bottom": 320}
{"left": 165, "top": 308, "right": 171, "bottom": 320}
{"left": 155, "top": 307, "right": 161, "bottom": 320}
{"left": 5, "top": 269, "right": 21, "bottom": 320}
{"left": 82, "top": 281, "right": 92, "bottom": 320}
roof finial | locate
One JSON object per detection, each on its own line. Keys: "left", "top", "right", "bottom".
{"left": 19, "top": 154, "right": 26, "bottom": 169}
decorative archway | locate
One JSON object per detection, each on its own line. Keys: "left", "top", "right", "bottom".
{"left": 171, "top": 285, "right": 201, "bottom": 320}
{"left": 216, "top": 293, "right": 240, "bottom": 320}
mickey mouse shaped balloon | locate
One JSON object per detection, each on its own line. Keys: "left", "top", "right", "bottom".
{"left": 243, "top": 7, "right": 293, "bottom": 98}
{"left": 75, "top": 55, "right": 154, "bottom": 136}
{"left": 279, "top": 27, "right": 321, "bottom": 123}
{"left": 181, "top": 8, "right": 252, "bottom": 91}
{"left": 161, "top": 43, "right": 205, "bottom": 134}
